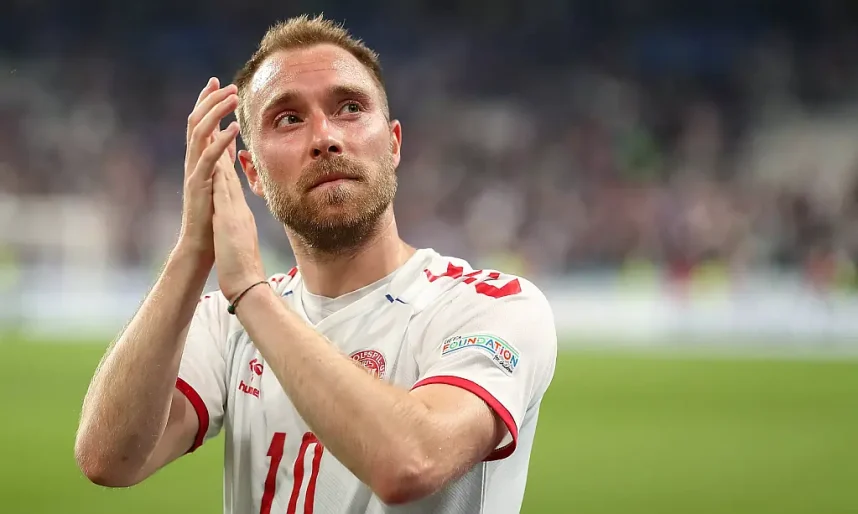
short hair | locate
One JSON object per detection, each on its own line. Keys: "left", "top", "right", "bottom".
{"left": 234, "top": 14, "right": 388, "bottom": 149}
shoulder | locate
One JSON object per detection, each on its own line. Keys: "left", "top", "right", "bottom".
{"left": 418, "top": 252, "right": 555, "bottom": 335}
{"left": 422, "top": 253, "right": 551, "bottom": 310}
{"left": 411, "top": 253, "right": 557, "bottom": 383}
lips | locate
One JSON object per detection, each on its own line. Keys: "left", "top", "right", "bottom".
{"left": 307, "top": 172, "right": 360, "bottom": 190}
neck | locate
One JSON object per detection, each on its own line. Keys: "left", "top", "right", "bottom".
{"left": 287, "top": 210, "right": 416, "bottom": 298}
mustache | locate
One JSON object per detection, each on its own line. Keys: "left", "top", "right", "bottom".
{"left": 298, "top": 157, "right": 367, "bottom": 192}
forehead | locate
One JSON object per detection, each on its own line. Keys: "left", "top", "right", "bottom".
{"left": 248, "top": 44, "right": 378, "bottom": 110}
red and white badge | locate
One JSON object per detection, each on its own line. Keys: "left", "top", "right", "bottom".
{"left": 349, "top": 349, "right": 387, "bottom": 379}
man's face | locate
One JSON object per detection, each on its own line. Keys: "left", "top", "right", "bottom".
{"left": 238, "top": 44, "right": 401, "bottom": 253}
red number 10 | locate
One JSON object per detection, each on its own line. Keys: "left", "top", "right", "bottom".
{"left": 260, "top": 432, "right": 324, "bottom": 514}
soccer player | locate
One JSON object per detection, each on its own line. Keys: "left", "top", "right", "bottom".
{"left": 74, "top": 14, "right": 557, "bottom": 514}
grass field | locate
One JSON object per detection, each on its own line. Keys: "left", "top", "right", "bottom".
{"left": 1, "top": 339, "right": 857, "bottom": 513}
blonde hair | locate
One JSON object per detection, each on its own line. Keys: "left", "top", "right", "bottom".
{"left": 234, "top": 14, "right": 388, "bottom": 148}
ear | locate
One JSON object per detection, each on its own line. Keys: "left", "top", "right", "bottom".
{"left": 389, "top": 119, "right": 402, "bottom": 169}
{"left": 238, "top": 150, "right": 265, "bottom": 198}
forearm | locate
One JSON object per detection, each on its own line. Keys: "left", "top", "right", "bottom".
{"left": 76, "top": 244, "right": 211, "bottom": 476}
{"left": 236, "top": 286, "right": 435, "bottom": 490}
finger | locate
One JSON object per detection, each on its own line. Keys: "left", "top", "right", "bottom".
{"left": 227, "top": 132, "right": 238, "bottom": 162}
{"left": 186, "top": 83, "right": 238, "bottom": 144}
{"left": 212, "top": 156, "right": 234, "bottom": 217}
{"left": 222, "top": 148, "right": 246, "bottom": 203}
{"left": 194, "top": 77, "right": 219, "bottom": 108}
{"left": 186, "top": 78, "right": 218, "bottom": 151}
{"left": 212, "top": 162, "right": 230, "bottom": 212}
{"left": 194, "top": 122, "right": 240, "bottom": 182}
{"left": 187, "top": 96, "right": 239, "bottom": 171}
{"left": 192, "top": 84, "right": 236, "bottom": 128}
{"left": 193, "top": 82, "right": 233, "bottom": 148}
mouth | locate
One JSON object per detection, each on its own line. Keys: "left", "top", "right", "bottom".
{"left": 308, "top": 173, "right": 361, "bottom": 191}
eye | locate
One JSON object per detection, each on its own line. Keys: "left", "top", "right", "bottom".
{"left": 275, "top": 113, "right": 302, "bottom": 127}
{"left": 338, "top": 102, "right": 362, "bottom": 115}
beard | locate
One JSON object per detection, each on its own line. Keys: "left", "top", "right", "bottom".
{"left": 258, "top": 153, "right": 397, "bottom": 255}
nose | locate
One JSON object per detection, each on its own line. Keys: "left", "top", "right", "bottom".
{"left": 309, "top": 117, "right": 343, "bottom": 159}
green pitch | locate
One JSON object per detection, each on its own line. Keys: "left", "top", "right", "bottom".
{"left": 1, "top": 339, "right": 856, "bottom": 513}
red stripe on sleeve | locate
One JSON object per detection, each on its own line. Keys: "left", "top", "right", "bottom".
{"left": 175, "top": 377, "right": 209, "bottom": 453}
{"left": 412, "top": 375, "right": 518, "bottom": 461}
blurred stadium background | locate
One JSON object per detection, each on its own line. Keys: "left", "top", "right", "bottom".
{"left": 2, "top": 0, "right": 858, "bottom": 512}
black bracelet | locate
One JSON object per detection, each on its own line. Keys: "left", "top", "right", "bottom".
{"left": 227, "top": 280, "right": 270, "bottom": 315}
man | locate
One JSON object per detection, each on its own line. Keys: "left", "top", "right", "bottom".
{"left": 75, "top": 14, "right": 557, "bottom": 514}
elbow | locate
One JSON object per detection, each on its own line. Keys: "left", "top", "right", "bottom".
{"left": 74, "top": 437, "right": 140, "bottom": 488}
{"left": 371, "top": 453, "right": 440, "bottom": 506}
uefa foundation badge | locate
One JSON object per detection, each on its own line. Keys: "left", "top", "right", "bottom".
{"left": 440, "top": 334, "right": 520, "bottom": 375}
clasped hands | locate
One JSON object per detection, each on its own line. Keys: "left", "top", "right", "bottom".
{"left": 179, "top": 77, "right": 267, "bottom": 303}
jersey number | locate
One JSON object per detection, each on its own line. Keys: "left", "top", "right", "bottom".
{"left": 425, "top": 262, "right": 523, "bottom": 299}
{"left": 261, "top": 432, "right": 324, "bottom": 514}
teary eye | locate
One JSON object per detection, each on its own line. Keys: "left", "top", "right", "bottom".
{"left": 275, "top": 113, "right": 302, "bottom": 127}
{"left": 339, "top": 102, "right": 361, "bottom": 115}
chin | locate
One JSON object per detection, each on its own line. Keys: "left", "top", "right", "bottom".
{"left": 316, "top": 204, "right": 373, "bottom": 225}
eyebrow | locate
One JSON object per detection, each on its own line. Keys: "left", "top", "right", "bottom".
{"left": 261, "top": 84, "right": 374, "bottom": 117}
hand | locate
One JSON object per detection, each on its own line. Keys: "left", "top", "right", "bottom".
{"left": 177, "top": 77, "right": 240, "bottom": 267}
{"left": 211, "top": 145, "right": 267, "bottom": 302}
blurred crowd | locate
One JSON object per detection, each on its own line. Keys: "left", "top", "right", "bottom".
{"left": 5, "top": 0, "right": 858, "bottom": 286}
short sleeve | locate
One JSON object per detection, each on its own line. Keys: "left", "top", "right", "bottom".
{"left": 175, "top": 291, "right": 230, "bottom": 453}
{"left": 411, "top": 279, "right": 557, "bottom": 461}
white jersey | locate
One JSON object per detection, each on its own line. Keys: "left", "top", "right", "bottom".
{"left": 176, "top": 248, "right": 557, "bottom": 514}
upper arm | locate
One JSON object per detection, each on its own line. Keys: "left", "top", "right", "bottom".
{"left": 133, "top": 292, "right": 231, "bottom": 483}
{"left": 409, "top": 382, "right": 507, "bottom": 469}
{"left": 411, "top": 276, "right": 558, "bottom": 462}
{"left": 173, "top": 291, "right": 231, "bottom": 451}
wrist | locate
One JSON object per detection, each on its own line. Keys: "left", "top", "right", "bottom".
{"left": 174, "top": 236, "right": 214, "bottom": 264}
{"left": 168, "top": 242, "right": 214, "bottom": 283}
{"left": 229, "top": 279, "right": 273, "bottom": 315}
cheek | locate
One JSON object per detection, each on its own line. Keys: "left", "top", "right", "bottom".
{"left": 257, "top": 138, "right": 301, "bottom": 180}
{"left": 348, "top": 118, "right": 391, "bottom": 157}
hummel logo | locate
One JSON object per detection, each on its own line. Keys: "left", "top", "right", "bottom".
{"left": 249, "top": 358, "right": 263, "bottom": 377}
{"left": 239, "top": 380, "right": 260, "bottom": 398}
{"left": 240, "top": 358, "right": 263, "bottom": 398}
